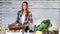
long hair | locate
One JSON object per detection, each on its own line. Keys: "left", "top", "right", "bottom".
{"left": 22, "top": 1, "right": 30, "bottom": 19}
{"left": 22, "top": 1, "right": 29, "bottom": 12}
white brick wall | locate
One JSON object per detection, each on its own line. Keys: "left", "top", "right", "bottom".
{"left": 0, "top": 1, "right": 60, "bottom": 30}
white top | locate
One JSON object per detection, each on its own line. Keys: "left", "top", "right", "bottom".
{"left": 21, "top": 14, "right": 25, "bottom": 24}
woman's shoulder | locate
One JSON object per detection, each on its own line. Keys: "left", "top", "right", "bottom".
{"left": 28, "top": 10, "right": 31, "bottom": 13}
{"left": 18, "top": 10, "right": 22, "bottom": 13}
{"left": 28, "top": 11, "right": 32, "bottom": 16}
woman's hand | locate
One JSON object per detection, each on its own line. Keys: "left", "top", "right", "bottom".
{"left": 24, "top": 23, "right": 33, "bottom": 26}
{"left": 21, "top": 25, "right": 26, "bottom": 29}
{"left": 28, "top": 23, "right": 32, "bottom": 26}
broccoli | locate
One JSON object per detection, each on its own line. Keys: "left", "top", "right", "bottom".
{"left": 36, "top": 19, "right": 55, "bottom": 34}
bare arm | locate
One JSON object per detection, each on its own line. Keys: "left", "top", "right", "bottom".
{"left": 8, "top": 21, "right": 27, "bottom": 29}
{"left": 8, "top": 21, "right": 17, "bottom": 28}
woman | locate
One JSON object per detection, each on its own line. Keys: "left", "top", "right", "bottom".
{"left": 9, "top": 1, "right": 33, "bottom": 32}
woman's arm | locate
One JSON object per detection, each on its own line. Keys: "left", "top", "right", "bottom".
{"left": 29, "top": 13, "right": 33, "bottom": 26}
{"left": 8, "top": 21, "right": 17, "bottom": 28}
{"left": 8, "top": 22, "right": 26, "bottom": 29}
{"left": 25, "top": 13, "right": 33, "bottom": 26}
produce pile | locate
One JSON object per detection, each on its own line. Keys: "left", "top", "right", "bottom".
{"left": 8, "top": 23, "right": 27, "bottom": 32}
{"left": 36, "top": 19, "right": 55, "bottom": 34}
{"left": 8, "top": 30, "right": 20, "bottom": 32}
{"left": 0, "top": 27, "right": 6, "bottom": 31}
{"left": 36, "top": 31, "right": 42, "bottom": 34}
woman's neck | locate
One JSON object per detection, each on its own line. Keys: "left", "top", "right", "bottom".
{"left": 24, "top": 9, "right": 26, "bottom": 11}
{"left": 23, "top": 10, "right": 26, "bottom": 15}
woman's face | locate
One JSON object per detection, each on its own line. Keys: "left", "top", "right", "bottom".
{"left": 23, "top": 3, "right": 27, "bottom": 10}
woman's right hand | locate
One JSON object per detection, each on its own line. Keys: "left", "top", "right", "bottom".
{"left": 21, "top": 25, "right": 26, "bottom": 29}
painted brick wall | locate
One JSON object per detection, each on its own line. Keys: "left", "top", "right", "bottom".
{"left": 0, "top": 0, "right": 60, "bottom": 30}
